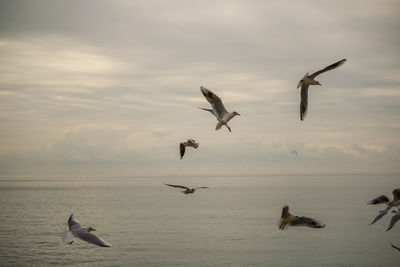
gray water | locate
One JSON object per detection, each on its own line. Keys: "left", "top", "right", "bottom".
{"left": 0, "top": 174, "right": 398, "bottom": 266}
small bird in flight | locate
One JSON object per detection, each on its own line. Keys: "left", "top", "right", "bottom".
{"left": 369, "top": 188, "right": 400, "bottom": 225}
{"left": 279, "top": 205, "right": 325, "bottom": 230}
{"left": 62, "top": 215, "right": 111, "bottom": 247}
{"left": 199, "top": 86, "right": 240, "bottom": 132}
{"left": 180, "top": 139, "right": 199, "bottom": 159}
{"left": 297, "top": 59, "right": 347, "bottom": 121}
{"left": 164, "top": 183, "right": 209, "bottom": 194}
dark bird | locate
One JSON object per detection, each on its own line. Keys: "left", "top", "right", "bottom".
{"left": 279, "top": 205, "right": 325, "bottom": 230}
{"left": 199, "top": 86, "right": 240, "bottom": 132}
{"left": 297, "top": 59, "right": 347, "bottom": 121}
{"left": 369, "top": 188, "right": 400, "bottom": 225}
{"left": 164, "top": 183, "right": 209, "bottom": 194}
{"left": 62, "top": 215, "right": 111, "bottom": 247}
{"left": 180, "top": 139, "right": 198, "bottom": 159}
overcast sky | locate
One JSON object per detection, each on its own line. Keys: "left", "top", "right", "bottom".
{"left": 0, "top": 0, "right": 399, "bottom": 176}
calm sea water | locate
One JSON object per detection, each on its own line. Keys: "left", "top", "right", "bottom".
{"left": 0, "top": 174, "right": 398, "bottom": 266}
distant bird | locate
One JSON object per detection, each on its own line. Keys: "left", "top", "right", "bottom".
{"left": 297, "top": 59, "right": 347, "bottom": 121}
{"left": 199, "top": 86, "right": 240, "bottom": 132}
{"left": 290, "top": 151, "right": 298, "bottom": 156}
{"left": 180, "top": 139, "right": 199, "bottom": 159}
{"left": 369, "top": 188, "right": 400, "bottom": 225}
{"left": 278, "top": 205, "right": 325, "bottom": 230}
{"left": 164, "top": 183, "right": 209, "bottom": 194}
{"left": 62, "top": 215, "right": 111, "bottom": 247}
{"left": 392, "top": 243, "right": 400, "bottom": 252}
{"left": 387, "top": 210, "right": 400, "bottom": 231}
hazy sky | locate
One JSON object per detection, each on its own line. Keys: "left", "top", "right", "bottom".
{"left": 0, "top": 0, "right": 399, "bottom": 176}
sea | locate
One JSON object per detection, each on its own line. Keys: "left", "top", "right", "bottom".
{"left": 0, "top": 174, "right": 398, "bottom": 266}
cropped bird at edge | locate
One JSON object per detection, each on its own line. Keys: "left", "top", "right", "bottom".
{"left": 180, "top": 139, "right": 198, "bottom": 159}
{"left": 62, "top": 215, "right": 111, "bottom": 247}
{"left": 368, "top": 188, "right": 400, "bottom": 225}
{"left": 164, "top": 183, "right": 209, "bottom": 194}
{"left": 199, "top": 86, "right": 240, "bottom": 132}
{"left": 279, "top": 205, "right": 325, "bottom": 230}
{"left": 297, "top": 59, "right": 347, "bottom": 121}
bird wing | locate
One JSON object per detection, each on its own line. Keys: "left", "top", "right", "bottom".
{"left": 73, "top": 229, "right": 111, "bottom": 247}
{"left": 281, "top": 205, "right": 290, "bottom": 219}
{"left": 309, "top": 59, "right": 347, "bottom": 79}
{"left": 187, "top": 139, "right": 198, "bottom": 148}
{"left": 164, "top": 183, "right": 189, "bottom": 190}
{"left": 68, "top": 215, "right": 81, "bottom": 231}
{"left": 392, "top": 243, "right": 400, "bottom": 251}
{"left": 368, "top": 195, "right": 390, "bottom": 205}
{"left": 199, "top": 107, "right": 217, "bottom": 119}
{"left": 386, "top": 212, "right": 400, "bottom": 231}
{"left": 61, "top": 230, "right": 75, "bottom": 245}
{"left": 392, "top": 188, "right": 400, "bottom": 201}
{"left": 196, "top": 186, "right": 209, "bottom": 189}
{"left": 179, "top": 143, "right": 185, "bottom": 159}
{"left": 370, "top": 205, "right": 392, "bottom": 225}
{"left": 300, "top": 84, "right": 309, "bottom": 121}
{"left": 200, "top": 86, "right": 228, "bottom": 120}
{"left": 289, "top": 216, "right": 325, "bottom": 228}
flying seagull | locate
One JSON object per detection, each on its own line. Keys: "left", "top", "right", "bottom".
{"left": 369, "top": 188, "right": 400, "bottom": 225}
{"left": 392, "top": 243, "right": 400, "bottom": 252}
{"left": 297, "top": 59, "right": 347, "bottom": 121}
{"left": 199, "top": 86, "right": 240, "bottom": 132}
{"left": 62, "top": 215, "right": 111, "bottom": 247}
{"left": 387, "top": 210, "right": 400, "bottom": 231}
{"left": 180, "top": 139, "right": 199, "bottom": 159}
{"left": 279, "top": 205, "right": 325, "bottom": 230}
{"left": 164, "top": 183, "right": 209, "bottom": 194}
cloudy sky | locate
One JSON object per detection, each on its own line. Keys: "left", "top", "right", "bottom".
{"left": 0, "top": 0, "right": 399, "bottom": 176}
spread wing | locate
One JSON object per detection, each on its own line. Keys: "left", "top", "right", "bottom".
{"left": 386, "top": 212, "right": 400, "bottom": 231}
{"left": 370, "top": 205, "right": 392, "bottom": 225}
{"left": 309, "top": 59, "right": 347, "bottom": 79}
{"left": 392, "top": 188, "right": 400, "bottom": 201}
{"left": 164, "top": 183, "right": 189, "bottom": 190}
{"left": 68, "top": 215, "right": 81, "bottom": 231}
{"left": 196, "top": 186, "right": 209, "bottom": 189}
{"left": 392, "top": 243, "right": 400, "bottom": 251}
{"left": 179, "top": 143, "right": 185, "bottom": 159}
{"left": 300, "top": 84, "right": 309, "bottom": 121}
{"left": 368, "top": 195, "right": 390, "bottom": 205}
{"left": 74, "top": 229, "right": 111, "bottom": 247}
{"left": 200, "top": 86, "right": 228, "bottom": 120}
{"left": 62, "top": 230, "right": 75, "bottom": 245}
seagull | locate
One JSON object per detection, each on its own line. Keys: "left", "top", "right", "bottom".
{"left": 180, "top": 139, "right": 199, "bottom": 159}
{"left": 62, "top": 215, "right": 111, "bottom": 247}
{"left": 369, "top": 188, "right": 400, "bottom": 225}
{"left": 297, "top": 59, "right": 347, "bottom": 121}
{"left": 392, "top": 243, "right": 400, "bottom": 252}
{"left": 199, "top": 86, "right": 240, "bottom": 132}
{"left": 387, "top": 210, "right": 400, "bottom": 231}
{"left": 164, "top": 183, "right": 209, "bottom": 194}
{"left": 278, "top": 205, "right": 325, "bottom": 230}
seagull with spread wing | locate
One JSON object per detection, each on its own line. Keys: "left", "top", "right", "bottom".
{"left": 369, "top": 188, "right": 400, "bottom": 225}
{"left": 164, "top": 183, "right": 209, "bottom": 194}
{"left": 199, "top": 86, "right": 240, "bottom": 132}
{"left": 297, "top": 59, "right": 347, "bottom": 121}
{"left": 279, "top": 205, "right": 325, "bottom": 230}
{"left": 179, "top": 139, "right": 198, "bottom": 159}
{"left": 62, "top": 215, "right": 111, "bottom": 247}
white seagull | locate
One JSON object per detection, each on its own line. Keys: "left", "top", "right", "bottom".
{"left": 369, "top": 188, "right": 400, "bottom": 225}
{"left": 199, "top": 86, "right": 240, "bottom": 132}
{"left": 278, "top": 205, "right": 325, "bottom": 230}
{"left": 62, "top": 215, "right": 111, "bottom": 247}
{"left": 297, "top": 59, "right": 347, "bottom": 121}
{"left": 164, "top": 183, "right": 209, "bottom": 194}
{"left": 180, "top": 139, "right": 199, "bottom": 159}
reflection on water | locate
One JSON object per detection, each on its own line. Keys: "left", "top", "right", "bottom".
{"left": 0, "top": 174, "right": 398, "bottom": 266}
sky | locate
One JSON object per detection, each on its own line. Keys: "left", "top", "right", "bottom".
{"left": 0, "top": 0, "right": 399, "bottom": 176}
